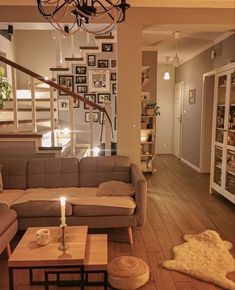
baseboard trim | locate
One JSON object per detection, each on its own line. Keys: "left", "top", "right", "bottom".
{"left": 181, "top": 158, "right": 201, "bottom": 173}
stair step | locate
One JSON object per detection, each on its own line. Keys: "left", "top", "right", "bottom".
{"left": 0, "top": 118, "right": 55, "bottom": 125}
{"left": 0, "top": 132, "right": 43, "bottom": 138}
{"left": 80, "top": 46, "right": 99, "bottom": 50}
{"left": 3, "top": 108, "right": 57, "bottom": 112}
{"left": 49, "top": 67, "right": 69, "bottom": 72}
{"left": 95, "top": 35, "right": 114, "bottom": 40}
{"left": 65, "top": 57, "right": 83, "bottom": 61}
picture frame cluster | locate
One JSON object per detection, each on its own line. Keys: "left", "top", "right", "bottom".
{"left": 57, "top": 44, "right": 117, "bottom": 127}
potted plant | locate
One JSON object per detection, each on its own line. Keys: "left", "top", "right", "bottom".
{"left": 0, "top": 66, "right": 12, "bottom": 110}
{"left": 145, "top": 101, "right": 160, "bottom": 116}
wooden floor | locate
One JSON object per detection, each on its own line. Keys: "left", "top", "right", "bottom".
{"left": 0, "top": 155, "right": 234, "bottom": 290}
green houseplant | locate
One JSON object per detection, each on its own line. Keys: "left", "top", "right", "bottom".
{"left": 145, "top": 101, "right": 160, "bottom": 116}
{"left": 0, "top": 66, "right": 12, "bottom": 110}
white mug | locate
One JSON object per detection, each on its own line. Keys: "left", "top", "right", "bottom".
{"left": 36, "top": 228, "right": 50, "bottom": 246}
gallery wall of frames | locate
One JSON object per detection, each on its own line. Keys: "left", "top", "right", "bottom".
{"left": 57, "top": 43, "right": 117, "bottom": 146}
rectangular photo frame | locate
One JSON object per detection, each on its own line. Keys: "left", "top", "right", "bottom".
{"left": 110, "top": 58, "right": 116, "bottom": 69}
{"left": 98, "top": 93, "right": 111, "bottom": 103}
{"left": 84, "top": 93, "right": 96, "bottom": 109}
{"left": 85, "top": 111, "right": 100, "bottom": 123}
{"left": 112, "top": 83, "right": 117, "bottom": 94}
{"left": 102, "top": 43, "right": 113, "bottom": 52}
{"left": 98, "top": 60, "right": 109, "bottom": 68}
{"left": 76, "top": 75, "right": 87, "bottom": 84}
{"left": 87, "top": 55, "right": 96, "bottom": 66}
{"left": 76, "top": 66, "right": 86, "bottom": 74}
{"left": 58, "top": 97, "right": 70, "bottom": 111}
{"left": 77, "top": 85, "right": 88, "bottom": 94}
{"left": 58, "top": 75, "right": 74, "bottom": 95}
{"left": 110, "top": 72, "right": 116, "bottom": 81}
{"left": 89, "top": 70, "right": 110, "bottom": 92}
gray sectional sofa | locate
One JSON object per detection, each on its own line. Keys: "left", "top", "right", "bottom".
{"left": 0, "top": 156, "right": 147, "bottom": 254}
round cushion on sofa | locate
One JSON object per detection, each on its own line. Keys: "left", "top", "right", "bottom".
{"left": 108, "top": 256, "right": 149, "bottom": 290}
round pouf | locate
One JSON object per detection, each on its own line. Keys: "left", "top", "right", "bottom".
{"left": 108, "top": 256, "right": 150, "bottom": 290}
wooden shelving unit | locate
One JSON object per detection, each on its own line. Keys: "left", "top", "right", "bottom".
{"left": 140, "top": 115, "right": 156, "bottom": 173}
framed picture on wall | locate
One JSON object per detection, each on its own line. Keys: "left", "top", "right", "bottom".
{"left": 141, "top": 66, "right": 150, "bottom": 86}
{"left": 73, "top": 99, "right": 80, "bottom": 108}
{"left": 110, "top": 72, "right": 116, "bottom": 81}
{"left": 58, "top": 75, "right": 74, "bottom": 95}
{"left": 112, "top": 83, "right": 117, "bottom": 94}
{"left": 102, "top": 43, "right": 113, "bottom": 52}
{"left": 85, "top": 111, "right": 100, "bottom": 122}
{"left": 87, "top": 55, "right": 96, "bottom": 66}
{"left": 98, "top": 60, "right": 109, "bottom": 68}
{"left": 189, "top": 88, "right": 196, "bottom": 105}
{"left": 98, "top": 93, "right": 111, "bottom": 103}
{"left": 89, "top": 70, "right": 110, "bottom": 92}
{"left": 76, "top": 66, "right": 86, "bottom": 74}
{"left": 77, "top": 85, "right": 87, "bottom": 94}
{"left": 110, "top": 58, "right": 116, "bottom": 69}
{"left": 76, "top": 76, "right": 87, "bottom": 84}
{"left": 58, "top": 97, "right": 70, "bottom": 111}
{"left": 84, "top": 93, "right": 96, "bottom": 109}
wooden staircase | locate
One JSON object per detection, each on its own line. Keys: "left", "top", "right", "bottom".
{"left": 0, "top": 33, "right": 116, "bottom": 158}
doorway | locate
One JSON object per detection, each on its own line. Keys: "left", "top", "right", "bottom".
{"left": 173, "top": 81, "right": 184, "bottom": 158}
{"left": 200, "top": 73, "right": 215, "bottom": 173}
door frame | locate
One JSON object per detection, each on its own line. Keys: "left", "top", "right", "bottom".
{"left": 199, "top": 70, "right": 215, "bottom": 173}
{"left": 173, "top": 81, "right": 184, "bottom": 159}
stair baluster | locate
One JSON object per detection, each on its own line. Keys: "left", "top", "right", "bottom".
{"left": 30, "top": 77, "right": 37, "bottom": 132}
{"left": 89, "top": 106, "right": 94, "bottom": 156}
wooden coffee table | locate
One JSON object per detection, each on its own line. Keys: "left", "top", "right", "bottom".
{"left": 8, "top": 226, "right": 108, "bottom": 290}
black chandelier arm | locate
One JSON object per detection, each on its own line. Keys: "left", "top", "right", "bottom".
{"left": 94, "top": 0, "right": 115, "bottom": 21}
{"left": 37, "top": 0, "right": 69, "bottom": 18}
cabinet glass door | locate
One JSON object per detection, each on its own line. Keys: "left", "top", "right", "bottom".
{"left": 215, "top": 75, "right": 227, "bottom": 143}
{"left": 226, "top": 70, "right": 235, "bottom": 196}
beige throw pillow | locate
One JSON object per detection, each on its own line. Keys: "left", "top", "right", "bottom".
{"left": 97, "top": 181, "right": 134, "bottom": 197}
{"left": 0, "top": 165, "right": 3, "bottom": 193}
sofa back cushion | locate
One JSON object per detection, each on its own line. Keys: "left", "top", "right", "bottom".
{"left": 79, "top": 156, "right": 131, "bottom": 187}
{"left": 0, "top": 159, "right": 27, "bottom": 189}
{"left": 27, "top": 158, "right": 79, "bottom": 188}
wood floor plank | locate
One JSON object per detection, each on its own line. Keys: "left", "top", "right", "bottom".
{"left": 148, "top": 251, "right": 177, "bottom": 290}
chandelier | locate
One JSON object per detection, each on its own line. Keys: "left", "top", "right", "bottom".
{"left": 37, "top": 0, "right": 130, "bottom": 35}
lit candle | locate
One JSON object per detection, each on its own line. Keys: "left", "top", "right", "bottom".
{"left": 60, "top": 196, "right": 66, "bottom": 227}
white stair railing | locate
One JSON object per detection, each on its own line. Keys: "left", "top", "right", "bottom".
{"left": 11, "top": 67, "right": 18, "bottom": 132}
{"left": 30, "top": 77, "right": 37, "bottom": 132}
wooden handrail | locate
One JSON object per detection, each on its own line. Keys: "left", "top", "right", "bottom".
{"left": 0, "top": 55, "right": 105, "bottom": 113}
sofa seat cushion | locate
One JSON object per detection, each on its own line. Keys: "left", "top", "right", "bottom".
{"left": 0, "top": 190, "right": 26, "bottom": 207}
{"left": 12, "top": 200, "right": 72, "bottom": 218}
{"left": 73, "top": 203, "right": 135, "bottom": 217}
{"left": 0, "top": 204, "right": 17, "bottom": 235}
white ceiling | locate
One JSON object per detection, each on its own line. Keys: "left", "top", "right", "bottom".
{"left": 142, "top": 24, "right": 235, "bottom": 65}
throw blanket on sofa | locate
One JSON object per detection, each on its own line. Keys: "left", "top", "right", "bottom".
{"left": 5, "top": 187, "right": 136, "bottom": 209}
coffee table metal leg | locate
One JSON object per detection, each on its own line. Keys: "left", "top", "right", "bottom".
{"left": 8, "top": 267, "right": 14, "bottom": 290}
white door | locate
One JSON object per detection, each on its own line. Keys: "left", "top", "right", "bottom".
{"left": 173, "top": 82, "right": 184, "bottom": 158}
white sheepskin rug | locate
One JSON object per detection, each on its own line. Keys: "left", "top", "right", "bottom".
{"left": 162, "top": 230, "right": 235, "bottom": 290}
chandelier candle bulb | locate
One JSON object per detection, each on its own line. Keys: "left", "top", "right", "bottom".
{"left": 60, "top": 197, "right": 66, "bottom": 227}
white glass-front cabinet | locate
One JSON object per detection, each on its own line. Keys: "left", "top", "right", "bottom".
{"left": 210, "top": 63, "right": 235, "bottom": 204}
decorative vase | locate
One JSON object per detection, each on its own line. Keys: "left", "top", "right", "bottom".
{"left": 146, "top": 108, "right": 154, "bottom": 116}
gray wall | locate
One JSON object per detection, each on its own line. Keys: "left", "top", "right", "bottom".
{"left": 175, "top": 33, "right": 235, "bottom": 168}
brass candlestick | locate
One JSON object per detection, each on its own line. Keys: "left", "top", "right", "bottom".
{"left": 58, "top": 223, "right": 69, "bottom": 251}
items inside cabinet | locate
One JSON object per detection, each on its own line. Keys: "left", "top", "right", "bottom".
{"left": 140, "top": 115, "right": 156, "bottom": 173}
{"left": 226, "top": 150, "right": 235, "bottom": 194}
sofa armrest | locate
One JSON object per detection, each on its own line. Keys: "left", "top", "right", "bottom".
{"left": 131, "top": 163, "right": 147, "bottom": 227}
